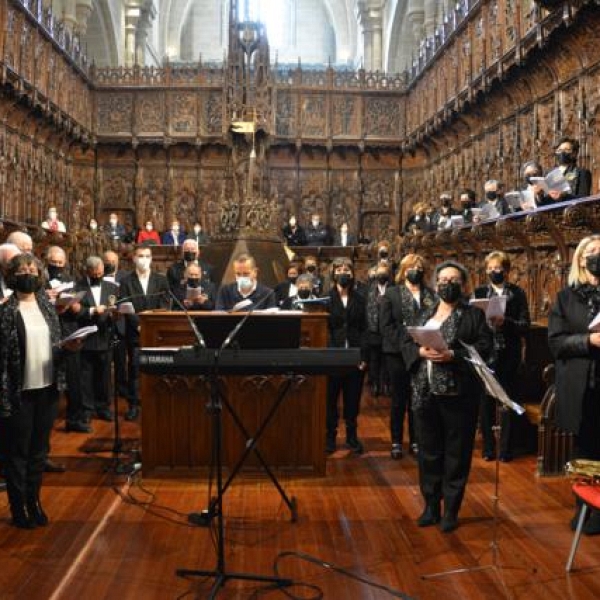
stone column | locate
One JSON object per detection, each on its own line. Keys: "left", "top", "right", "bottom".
{"left": 355, "top": 0, "right": 385, "bottom": 72}
{"left": 75, "top": 0, "right": 93, "bottom": 34}
{"left": 407, "top": 0, "right": 425, "bottom": 44}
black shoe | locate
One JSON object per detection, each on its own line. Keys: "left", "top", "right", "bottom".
{"left": 417, "top": 504, "right": 441, "bottom": 527}
{"left": 124, "top": 406, "right": 140, "bottom": 421}
{"left": 66, "top": 421, "right": 92, "bottom": 433}
{"left": 409, "top": 443, "right": 419, "bottom": 456}
{"left": 583, "top": 510, "right": 600, "bottom": 536}
{"left": 440, "top": 512, "right": 459, "bottom": 533}
{"left": 345, "top": 437, "right": 364, "bottom": 454}
{"left": 390, "top": 444, "right": 403, "bottom": 460}
{"left": 10, "top": 504, "right": 36, "bottom": 529}
{"left": 96, "top": 409, "right": 114, "bottom": 422}
{"left": 44, "top": 459, "right": 66, "bottom": 473}
{"left": 26, "top": 499, "right": 49, "bottom": 527}
{"left": 482, "top": 452, "right": 494, "bottom": 461}
{"left": 499, "top": 453, "right": 513, "bottom": 463}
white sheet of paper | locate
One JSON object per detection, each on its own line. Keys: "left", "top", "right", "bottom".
{"left": 55, "top": 290, "right": 87, "bottom": 308}
{"left": 57, "top": 325, "right": 98, "bottom": 347}
{"left": 231, "top": 298, "right": 253, "bottom": 312}
{"left": 406, "top": 324, "right": 448, "bottom": 351}
{"left": 118, "top": 301, "right": 135, "bottom": 315}
{"left": 589, "top": 312, "right": 600, "bottom": 332}
{"left": 50, "top": 280, "right": 74, "bottom": 292}
{"left": 186, "top": 286, "right": 204, "bottom": 300}
{"left": 487, "top": 295, "right": 507, "bottom": 319}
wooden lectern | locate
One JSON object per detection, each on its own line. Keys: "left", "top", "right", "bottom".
{"left": 139, "top": 311, "right": 329, "bottom": 477}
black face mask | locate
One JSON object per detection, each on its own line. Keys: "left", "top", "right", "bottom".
{"left": 489, "top": 270, "right": 505, "bottom": 285}
{"left": 377, "top": 274, "right": 388, "bottom": 284}
{"left": 103, "top": 263, "right": 116, "bottom": 275}
{"left": 336, "top": 273, "right": 352, "bottom": 288}
{"left": 288, "top": 275, "right": 298, "bottom": 284}
{"left": 586, "top": 254, "right": 600, "bottom": 277}
{"left": 306, "top": 265, "right": 317, "bottom": 273}
{"left": 14, "top": 273, "right": 41, "bottom": 294}
{"left": 441, "top": 199, "right": 451, "bottom": 207}
{"left": 524, "top": 176, "right": 534, "bottom": 186}
{"left": 183, "top": 251, "right": 196, "bottom": 262}
{"left": 461, "top": 201, "right": 474, "bottom": 210}
{"left": 437, "top": 282, "right": 462, "bottom": 304}
{"left": 406, "top": 269, "right": 424, "bottom": 285}
{"left": 379, "top": 251, "right": 389, "bottom": 259}
{"left": 187, "top": 278, "right": 201, "bottom": 288}
{"left": 486, "top": 191, "right": 498, "bottom": 201}
{"left": 89, "top": 276, "right": 102, "bottom": 287}
{"left": 297, "top": 288, "right": 311, "bottom": 300}
{"left": 556, "top": 151, "right": 573, "bottom": 165}
{"left": 47, "top": 265, "right": 63, "bottom": 280}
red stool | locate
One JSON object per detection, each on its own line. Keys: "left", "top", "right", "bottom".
{"left": 566, "top": 483, "right": 600, "bottom": 572}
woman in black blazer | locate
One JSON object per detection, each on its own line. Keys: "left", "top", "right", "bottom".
{"left": 403, "top": 260, "right": 493, "bottom": 533}
{"left": 474, "top": 251, "right": 530, "bottom": 462}
{"left": 548, "top": 234, "right": 600, "bottom": 535}
{"left": 326, "top": 257, "right": 368, "bottom": 454}
{"left": 380, "top": 253, "right": 436, "bottom": 459}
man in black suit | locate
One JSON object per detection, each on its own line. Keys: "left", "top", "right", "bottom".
{"left": 549, "top": 136, "right": 592, "bottom": 201}
{"left": 119, "top": 246, "right": 170, "bottom": 420}
{"left": 305, "top": 213, "right": 331, "bottom": 246}
{"left": 215, "top": 253, "right": 275, "bottom": 311}
{"left": 76, "top": 256, "right": 120, "bottom": 425}
{"left": 167, "top": 239, "right": 212, "bottom": 289}
{"left": 104, "top": 213, "right": 126, "bottom": 243}
{"left": 103, "top": 250, "right": 129, "bottom": 397}
{"left": 282, "top": 215, "right": 306, "bottom": 246}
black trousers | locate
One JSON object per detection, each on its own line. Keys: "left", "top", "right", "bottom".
{"left": 0, "top": 386, "right": 58, "bottom": 508}
{"left": 386, "top": 354, "right": 415, "bottom": 447}
{"left": 64, "top": 351, "right": 85, "bottom": 424}
{"left": 576, "top": 387, "right": 600, "bottom": 460}
{"left": 80, "top": 350, "right": 112, "bottom": 415}
{"left": 367, "top": 342, "right": 388, "bottom": 390}
{"left": 414, "top": 393, "right": 479, "bottom": 516}
{"left": 326, "top": 369, "right": 364, "bottom": 438}
{"left": 480, "top": 360, "right": 519, "bottom": 456}
{"left": 126, "top": 343, "right": 141, "bottom": 407}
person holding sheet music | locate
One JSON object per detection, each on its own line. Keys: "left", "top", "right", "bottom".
{"left": 550, "top": 137, "right": 591, "bottom": 201}
{"left": 402, "top": 260, "right": 493, "bottom": 532}
{"left": 0, "top": 254, "right": 82, "bottom": 528}
{"left": 548, "top": 235, "right": 600, "bottom": 536}
{"left": 380, "top": 253, "right": 436, "bottom": 460}
{"left": 474, "top": 251, "right": 530, "bottom": 462}
{"left": 172, "top": 263, "right": 215, "bottom": 311}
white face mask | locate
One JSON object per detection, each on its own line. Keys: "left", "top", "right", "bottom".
{"left": 146, "top": 224, "right": 153, "bottom": 231}
{"left": 49, "top": 212, "right": 57, "bottom": 220}
{"left": 194, "top": 226, "right": 201, "bottom": 234}
{"left": 90, "top": 222, "right": 97, "bottom": 231}
{"left": 172, "top": 225, "right": 179, "bottom": 233}
{"left": 289, "top": 218, "right": 296, "bottom": 227}
{"left": 312, "top": 219, "right": 319, "bottom": 228}
{"left": 236, "top": 276, "right": 254, "bottom": 293}
{"left": 110, "top": 219, "right": 117, "bottom": 227}
{"left": 135, "top": 256, "right": 152, "bottom": 272}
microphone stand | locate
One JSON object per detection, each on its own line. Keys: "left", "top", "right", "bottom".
{"left": 174, "top": 287, "right": 294, "bottom": 597}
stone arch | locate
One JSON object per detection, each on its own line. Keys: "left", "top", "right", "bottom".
{"left": 83, "top": 0, "right": 121, "bottom": 67}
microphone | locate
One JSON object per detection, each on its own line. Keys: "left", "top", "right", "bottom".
{"left": 115, "top": 291, "right": 169, "bottom": 305}
{"left": 221, "top": 288, "right": 276, "bottom": 351}
{"left": 167, "top": 288, "right": 207, "bottom": 349}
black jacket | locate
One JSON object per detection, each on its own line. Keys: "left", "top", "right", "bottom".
{"left": 548, "top": 285, "right": 600, "bottom": 434}
{"left": 215, "top": 282, "right": 275, "bottom": 311}
{"left": 167, "top": 259, "right": 213, "bottom": 288}
{"left": 327, "top": 285, "right": 368, "bottom": 361}
{"left": 473, "top": 282, "right": 530, "bottom": 370}
{"left": 282, "top": 225, "right": 307, "bottom": 246}
{"left": 305, "top": 223, "right": 331, "bottom": 246}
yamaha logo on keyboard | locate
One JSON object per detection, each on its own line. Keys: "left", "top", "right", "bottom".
{"left": 145, "top": 354, "right": 175, "bottom": 364}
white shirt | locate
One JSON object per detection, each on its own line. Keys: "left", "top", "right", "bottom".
{"left": 88, "top": 278, "right": 102, "bottom": 306}
{"left": 137, "top": 271, "right": 150, "bottom": 294}
{"left": 19, "top": 301, "right": 53, "bottom": 390}
{"left": 0, "top": 276, "right": 12, "bottom": 299}
{"left": 341, "top": 233, "right": 348, "bottom": 246}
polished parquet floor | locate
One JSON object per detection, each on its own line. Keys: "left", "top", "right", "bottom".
{"left": 1, "top": 391, "right": 599, "bottom": 600}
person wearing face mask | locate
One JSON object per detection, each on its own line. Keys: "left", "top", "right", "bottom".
{"left": 333, "top": 222, "right": 357, "bottom": 247}
{"left": 431, "top": 193, "right": 458, "bottom": 230}
{"left": 0, "top": 243, "right": 21, "bottom": 304}
{"left": 303, "top": 256, "right": 323, "bottom": 296}
{"left": 172, "top": 263, "right": 215, "bottom": 311}
{"left": 88, "top": 219, "right": 99, "bottom": 233}
{"left": 136, "top": 220, "right": 161, "bottom": 245}
{"left": 274, "top": 261, "right": 305, "bottom": 309}
{"left": 215, "top": 253, "right": 275, "bottom": 311}
{"left": 404, "top": 202, "right": 432, "bottom": 234}
{"left": 290, "top": 274, "right": 318, "bottom": 310}
{"left": 41, "top": 207, "right": 66, "bottom": 233}
{"left": 477, "top": 180, "right": 510, "bottom": 220}
{"left": 118, "top": 246, "right": 170, "bottom": 420}
{"left": 326, "top": 257, "right": 368, "bottom": 454}
{"left": 167, "top": 239, "right": 213, "bottom": 290}
{"left": 473, "top": 251, "right": 530, "bottom": 462}
{"left": 43, "top": 247, "right": 87, "bottom": 436}
{"left": 458, "top": 189, "right": 478, "bottom": 223}
{"left": 162, "top": 220, "right": 186, "bottom": 246}
{"left": 187, "top": 221, "right": 210, "bottom": 246}
{"left": 520, "top": 160, "right": 547, "bottom": 209}
{"left": 380, "top": 253, "right": 437, "bottom": 459}
{"left": 546, "top": 137, "right": 591, "bottom": 203}
{"left": 104, "top": 213, "right": 126, "bottom": 242}
{"left": 305, "top": 213, "right": 332, "bottom": 246}
{"left": 549, "top": 235, "right": 600, "bottom": 536}
{"left": 74, "top": 257, "right": 120, "bottom": 426}
{"left": 365, "top": 264, "right": 393, "bottom": 398}
{"left": 282, "top": 215, "right": 306, "bottom": 247}
{"left": 0, "top": 253, "right": 82, "bottom": 528}
{"left": 402, "top": 260, "right": 493, "bottom": 532}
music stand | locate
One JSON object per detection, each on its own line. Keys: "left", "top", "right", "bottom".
{"left": 422, "top": 342, "right": 531, "bottom": 595}
{"left": 175, "top": 314, "right": 301, "bottom": 596}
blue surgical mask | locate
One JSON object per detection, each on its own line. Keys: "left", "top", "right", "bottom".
{"left": 236, "top": 276, "right": 253, "bottom": 292}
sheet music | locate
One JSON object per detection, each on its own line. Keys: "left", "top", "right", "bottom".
{"left": 406, "top": 323, "right": 448, "bottom": 351}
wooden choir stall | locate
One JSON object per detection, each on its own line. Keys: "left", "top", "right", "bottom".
{"left": 138, "top": 311, "right": 331, "bottom": 478}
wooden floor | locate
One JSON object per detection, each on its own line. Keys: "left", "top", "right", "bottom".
{"left": 1, "top": 391, "right": 599, "bottom": 600}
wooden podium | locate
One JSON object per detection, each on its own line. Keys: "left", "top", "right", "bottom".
{"left": 139, "top": 311, "right": 329, "bottom": 477}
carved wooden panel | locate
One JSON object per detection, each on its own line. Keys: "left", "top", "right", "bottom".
{"left": 275, "top": 91, "right": 297, "bottom": 137}
{"left": 168, "top": 91, "right": 198, "bottom": 136}
{"left": 301, "top": 94, "right": 327, "bottom": 138}
{"left": 364, "top": 97, "right": 401, "bottom": 138}
{"left": 135, "top": 92, "right": 164, "bottom": 134}
{"left": 331, "top": 95, "right": 360, "bottom": 138}
{"left": 97, "top": 93, "right": 133, "bottom": 135}
{"left": 202, "top": 91, "right": 223, "bottom": 136}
